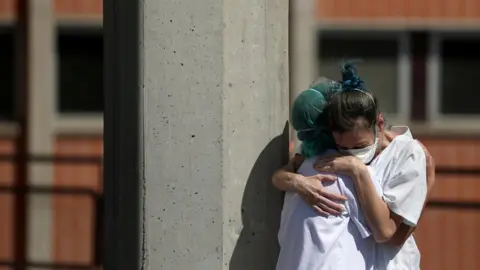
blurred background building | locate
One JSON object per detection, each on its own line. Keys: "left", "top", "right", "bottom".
{"left": 0, "top": 0, "right": 479, "bottom": 269}
{"left": 291, "top": 1, "right": 480, "bottom": 269}
{"left": 0, "top": 0, "right": 103, "bottom": 269}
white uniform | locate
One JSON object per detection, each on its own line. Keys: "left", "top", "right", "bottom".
{"left": 276, "top": 151, "right": 383, "bottom": 270}
{"left": 277, "top": 127, "right": 427, "bottom": 270}
{"left": 371, "top": 128, "right": 427, "bottom": 270}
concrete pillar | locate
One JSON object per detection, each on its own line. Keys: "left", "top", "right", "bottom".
{"left": 26, "top": 0, "right": 55, "bottom": 265}
{"left": 104, "top": 0, "right": 289, "bottom": 269}
{"left": 290, "top": 0, "right": 318, "bottom": 96}
{"left": 289, "top": 0, "right": 318, "bottom": 149}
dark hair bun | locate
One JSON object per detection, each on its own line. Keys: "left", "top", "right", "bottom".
{"left": 341, "top": 62, "right": 366, "bottom": 91}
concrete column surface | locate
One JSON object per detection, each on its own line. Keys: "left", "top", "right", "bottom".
{"left": 289, "top": 0, "right": 317, "bottom": 150}
{"left": 142, "top": 0, "right": 289, "bottom": 269}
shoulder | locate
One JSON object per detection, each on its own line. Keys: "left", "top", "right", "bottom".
{"left": 386, "top": 136, "right": 426, "bottom": 181}
{"left": 297, "top": 156, "right": 318, "bottom": 176}
{"left": 390, "top": 135, "right": 425, "bottom": 162}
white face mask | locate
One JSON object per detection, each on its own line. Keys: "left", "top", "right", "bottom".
{"left": 344, "top": 129, "right": 379, "bottom": 164}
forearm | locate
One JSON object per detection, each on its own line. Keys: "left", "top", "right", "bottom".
{"left": 386, "top": 224, "right": 414, "bottom": 246}
{"left": 386, "top": 196, "right": 427, "bottom": 246}
{"left": 272, "top": 155, "right": 305, "bottom": 193}
{"left": 272, "top": 166, "right": 303, "bottom": 193}
{"left": 352, "top": 168, "right": 399, "bottom": 243}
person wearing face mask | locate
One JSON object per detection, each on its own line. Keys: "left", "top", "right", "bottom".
{"left": 277, "top": 76, "right": 382, "bottom": 270}
{"left": 274, "top": 63, "right": 433, "bottom": 270}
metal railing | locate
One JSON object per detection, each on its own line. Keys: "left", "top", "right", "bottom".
{"left": 427, "top": 166, "right": 480, "bottom": 210}
{"left": 0, "top": 154, "right": 103, "bottom": 270}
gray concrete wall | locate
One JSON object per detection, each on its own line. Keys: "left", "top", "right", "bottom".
{"left": 141, "top": 0, "right": 289, "bottom": 269}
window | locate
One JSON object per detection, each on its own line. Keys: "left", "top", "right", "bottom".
{"left": 318, "top": 31, "right": 410, "bottom": 118}
{"left": 0, "top": 27, "right": 15, "bottom": 121}
{"left": 312, "top": 30, "right": 480, "bottom": 128}
{"left": 439, "top": 36, "right": 480, "bottom": 115}
{"left": 57, "top": 27, "right": 103, "bottom": 114}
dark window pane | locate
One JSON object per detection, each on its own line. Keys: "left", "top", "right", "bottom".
{"left": 0, "top": 27, "right": 15, "bottom": 121}
{"left": 410, "top": 32, "right": 428, "bottom": 121}
{"left": 441, "top": 37, "right": 480, "bottom": 114}
{"left": 57, "top": 28, "right": 103, "bottom": 113}
{"left": 319, "top": 32, "right": 399, "bottom": 114}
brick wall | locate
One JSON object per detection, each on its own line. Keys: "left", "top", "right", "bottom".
{"left": 316, "top": 0, "right": 480, "bottom": 20}
{"left": 0, "top": 0, "right": 102, "bottom": 19}
{"left": 415, "top": 136, "right": 480, "bottom": 270}
{"left": 0, "top": 138, "right": 15, "bottom": 269}
{"left": 0, "top": 136, "right": 102, "bottom": 266}
{"left": 54, "top": 136, "right": 102, "bottom": 265}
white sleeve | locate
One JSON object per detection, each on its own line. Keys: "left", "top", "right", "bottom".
{"left": 382, "top": 141, "right": 427, "bottom": 227}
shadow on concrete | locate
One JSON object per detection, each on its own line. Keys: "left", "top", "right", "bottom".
{"left": 229, "top": 122, "right": 289, "bottom": 270}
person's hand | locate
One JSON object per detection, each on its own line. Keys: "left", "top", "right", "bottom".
{"left": 295, "top": 174, "right": 347, "bottom": 216}
{"left": 314, "top": 153, "right": 366, "bottom": 177}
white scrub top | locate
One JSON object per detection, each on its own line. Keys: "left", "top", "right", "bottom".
{"left": 370, "top": 128, "right": 427, "bottom": 270}
{"left": 276, "top": 151, "right": 383, "bottom": 270}
{"left": 279, "top": 126, "right": 427, "bottom": 270}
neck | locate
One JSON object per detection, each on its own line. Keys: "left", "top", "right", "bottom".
{"left": 379, "top": 132, "right": 391, "bottom": 151}
{"left": 372, "top": 132, "right": 390, "bottom": 161}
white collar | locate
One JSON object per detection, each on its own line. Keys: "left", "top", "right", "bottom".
{"left": 391, "top": 126, "right": 412, "bottom": 139}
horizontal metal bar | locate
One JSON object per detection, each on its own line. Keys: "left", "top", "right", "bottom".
{"left": 436, "top": 167, "right": 480, "bottom": 175}
{"left": 0, "top": 154, "right": 102, "bottom": 164}
{"left": 0, "top": 260, "right": 97, "bottom": 269}
{"left": 0, "top": 186, "right": 100, "bottom": 197}
{"left": 427, "top": 200, "right": 480, "bottom": 210}
{"left": 0, "top": 154, "right": 479, "bottom": 175}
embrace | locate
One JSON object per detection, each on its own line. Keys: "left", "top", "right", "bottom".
{"left": 273, "top": 63, "right": 435, "bottom": 270}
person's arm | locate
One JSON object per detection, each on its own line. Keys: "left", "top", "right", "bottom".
{"left": 314, "top": 155, "right": 402, "bottom": 242}
{"left": 351, "top": 167, "right": 403, "bottom": 243}
{"left": 386, "top": 140, "right": 435, "bottom": 246}
{"left": 315, "top": 141, "right": 428, "bottom": 243}
{"left": 374, "top": 141, "right": 427, "bottom": 242}
{"left": 271, "top": 155, "right": 347, "bottom": 215}
{"left": 271, "top": 154, "right": 305, "bottom": 193}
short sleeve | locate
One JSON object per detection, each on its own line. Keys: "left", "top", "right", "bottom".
{"left": 382, "top": 140, "right": 427, "bottom": 227}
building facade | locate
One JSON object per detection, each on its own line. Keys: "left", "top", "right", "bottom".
{"left": 291, "top": 0, "right": 480, "bottom": 269}
{"left": 0, "top": 0, "right": 103, "bottom": 268}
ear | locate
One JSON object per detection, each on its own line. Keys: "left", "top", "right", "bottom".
{"left": 377, "top": 113, "right": 385, "bottom": 132}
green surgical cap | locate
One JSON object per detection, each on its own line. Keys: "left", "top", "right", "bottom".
{"left": 291, "top": 78, "right": 341, "bottom": 158}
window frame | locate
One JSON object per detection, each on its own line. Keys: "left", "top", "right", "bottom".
{"left": 54, "top": 25, "right": 103, "bottom": 134}
{"left": 317, "top": 30, "right": 412, "bottom": 124}
{"left": 0, "top": 18, "right": 103, "bottom": 136}
{"left": 427, "top": 31, "right": 480, "bottom": 130}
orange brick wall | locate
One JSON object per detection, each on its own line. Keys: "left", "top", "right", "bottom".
{"left": 54, "top": 136, "right": 102, "bottom": 265}
{"left": 0, "top": 136, "right": 103, "bottom": 266}
{"left": 0, "top": 0, "right": 102, "bottom": 19}
{"left": 54, "top": 0, "right": 102, "bottom": 16}
{"left": 316, "top": 0, "right": 480, "bottom": 20}
{"left": 415, "top": 136, "right": 480, "bottom": 270}
{"left": 0, "top": 138, "right": 15, "bottom": 270}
